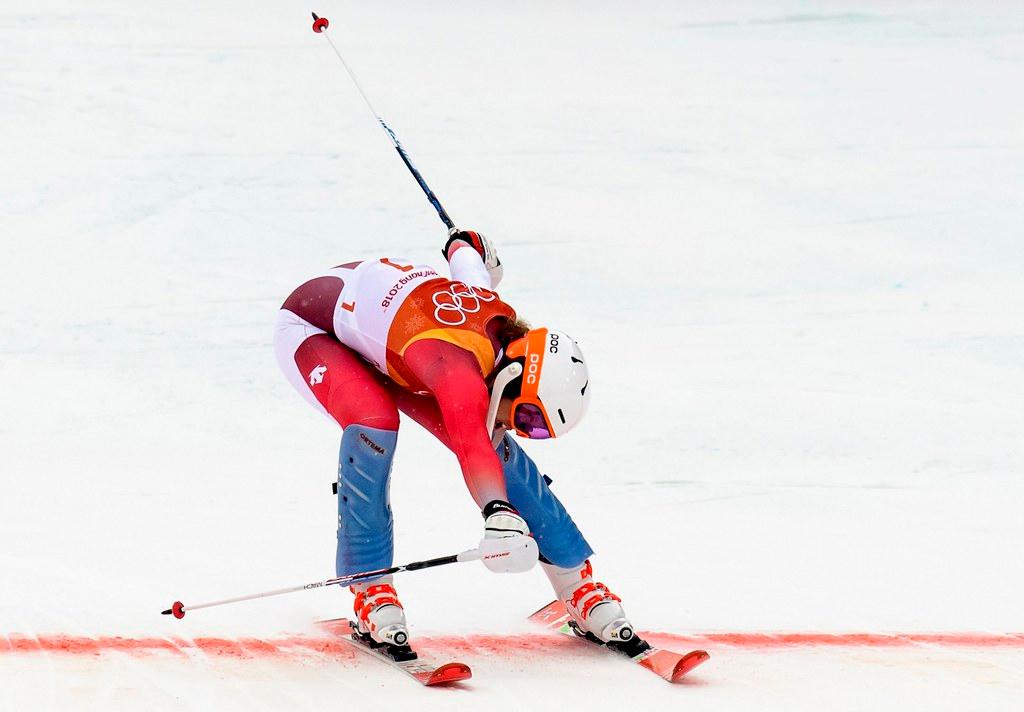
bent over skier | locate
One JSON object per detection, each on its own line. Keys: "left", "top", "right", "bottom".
{"left": 273, "top": 231, "right": 632, "bottom": 649}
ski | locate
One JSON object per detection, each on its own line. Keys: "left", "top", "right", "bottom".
{"left": 317, "top": 618, "right": 472, "bottom": 686}
{"left": 529, "top": 601, "right": 709, "bottom": 683}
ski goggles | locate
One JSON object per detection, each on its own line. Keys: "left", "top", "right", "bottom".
{"left": 486, "top": 365, "right": 555, "bottom": 440}
{"left": 511, "top": 402, "right": 553, "bottom": 439}
{"left": 503, "top": 328, "right": 556, "bottom": 439}
{"left": 486, "top": 329, "right": 558, "bottom": 439}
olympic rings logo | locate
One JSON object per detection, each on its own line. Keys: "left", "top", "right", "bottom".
{"left": 432, "top": 282, "right": 497, "bottom": 326}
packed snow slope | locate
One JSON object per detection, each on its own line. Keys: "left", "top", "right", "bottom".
{"left": 1, "top": 1, "right": 1022, "bottom": 710}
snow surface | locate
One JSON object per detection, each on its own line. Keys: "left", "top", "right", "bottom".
{"left": 1, "top": 0, "right": 1023, "bottom": 709}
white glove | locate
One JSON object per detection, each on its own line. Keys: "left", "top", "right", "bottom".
{"left": 476, "top": 536, "right": 538, "bottom": 574}
{"left": 444, "top": 230, "right": 504, "bottom": 288}
{"left": 479, "top": 500, "right": 538, "bottom": 573}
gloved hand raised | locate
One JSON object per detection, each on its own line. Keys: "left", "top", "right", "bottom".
{"left": 478, "top": 500, "right": 538, "bottom": 573}
{"left": 443, "top": 229, "right": 504, "bottom": 287}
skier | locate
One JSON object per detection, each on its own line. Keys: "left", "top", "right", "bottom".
{"left": 274, "top": 231, "right": 634, "bottom": 650}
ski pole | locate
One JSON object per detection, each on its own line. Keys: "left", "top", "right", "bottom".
{"left": 310, "top": 12, "right": 456, "bottom": 233}
{"left": 162, "top": 547, "right": 484, "bottom": 619}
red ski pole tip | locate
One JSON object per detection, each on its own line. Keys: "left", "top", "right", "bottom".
{"left": 312, "top": 17, "right": 329, "bottom": 33}
{"left": 171, "top": 601, "right": 185, "bottom": 619}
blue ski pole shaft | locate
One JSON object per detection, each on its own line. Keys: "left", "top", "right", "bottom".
{"left": 311, "top": 13, "right": 456, "bottom": 233}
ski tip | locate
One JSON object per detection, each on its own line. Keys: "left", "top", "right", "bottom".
{"left": 671, "top": 650, "right": 710, "bottom": 682}
{"left": 426, "top": 662, "right": 472, "bottom": 686}
{"left": 528, "top": 600, "right": 569, "bottom": 628}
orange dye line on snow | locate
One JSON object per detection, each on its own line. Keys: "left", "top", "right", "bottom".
{"left": 1, "top": 631, "right": 1021, "bottom": 659}
{"left": 5, "top": 634, "right": 185, "bottom": 656}
{"left": 414, "top": 633, "right": 582, "bottom": 657}
{"left": 645, "top": 632, "right": 1024, "bottom": 649}
{"left": 191, "top": 638, "right": 250, "bottom": 657}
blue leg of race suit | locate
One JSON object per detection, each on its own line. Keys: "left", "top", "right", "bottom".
{"left": 336, "top": 425, "right": 397, "bottom": 577}
{"left": 498, "top": 434, "right": 593, "bottom": 569}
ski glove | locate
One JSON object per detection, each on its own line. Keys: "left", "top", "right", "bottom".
{"left": 479, "top": 500, "right": 538, "bottom": 573}
{"left": 443, "top": 230, "right": 504, "bottom": 288}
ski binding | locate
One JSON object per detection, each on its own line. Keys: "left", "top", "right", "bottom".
{"left": 529, "top": 600, "right": 709, "bottom": 683}
{"left": 317, "top": 618, "right": 471, "bottom": 686}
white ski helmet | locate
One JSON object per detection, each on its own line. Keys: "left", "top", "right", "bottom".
{"left": 486, "top": 328, "right": 590, "bottom": 439}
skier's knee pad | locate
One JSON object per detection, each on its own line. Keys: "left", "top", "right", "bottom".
{"left": 336, "top": 425, "right": 397, "bottom": 576}
{"left": 498, "top": 435, "right": 593, "bottom": 569}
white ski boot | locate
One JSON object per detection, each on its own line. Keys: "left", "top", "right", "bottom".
{"left": 351, "top": 581, "right": 409, "bottom": 648}
{"left": 545, "top": 560, "right": 636, "bottom": 645}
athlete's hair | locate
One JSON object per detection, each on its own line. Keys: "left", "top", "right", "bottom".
{"left": 497, "top": 316, "right": 531, "bottom": 346}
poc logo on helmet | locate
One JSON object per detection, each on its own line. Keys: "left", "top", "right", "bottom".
{"left": 549, "top": 332, "right": 559, "bottom": 353}
{"left": 525, "top": 353, "right": 541, "bottom": 385}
